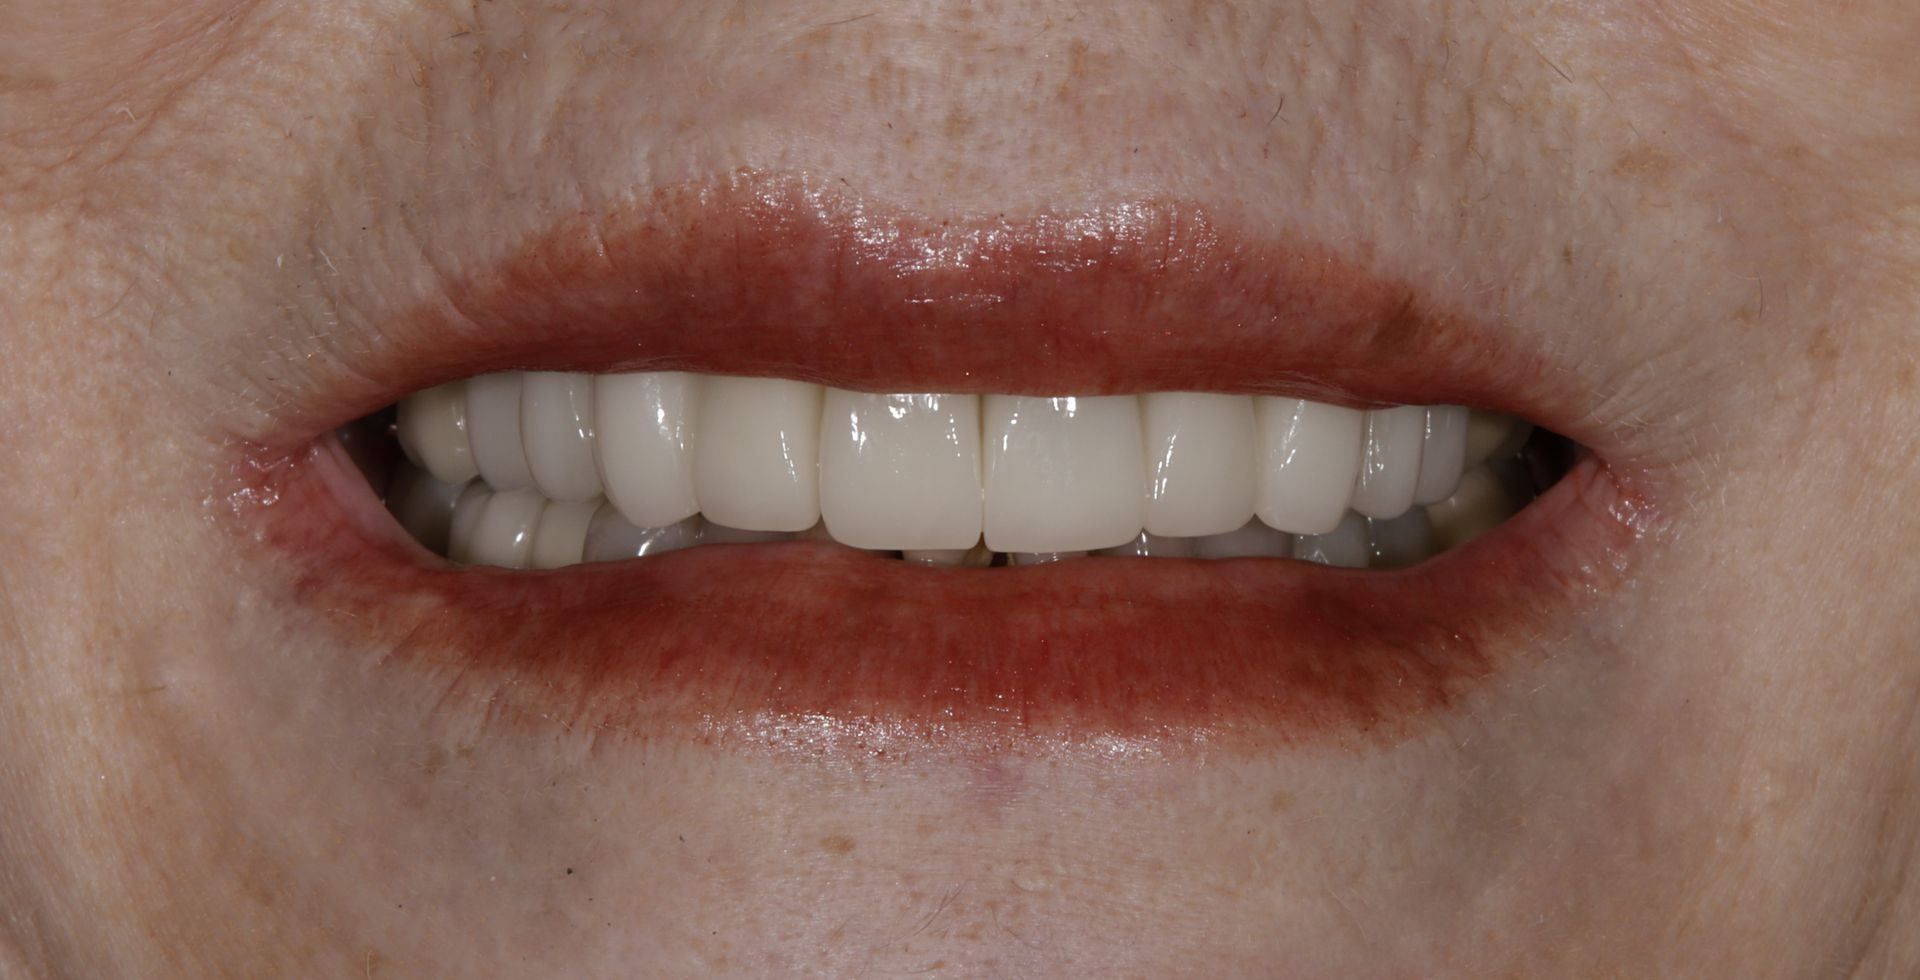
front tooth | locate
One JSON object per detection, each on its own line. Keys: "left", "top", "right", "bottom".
{"left": 446, "top": 481, "right": 493, "bottom": 564}
{"left": 693, "top": 377, "right": 824, "bottom": 532}
{"left": 1192, "top": 519, "right": 1293, "bottom": 559}
{"left": 530, "top": 499, "right": 601, "bottom": 570}
{"left": 595, "top": 372, "right": 702, "bottom": 528}
{"left": 582, "top": 505, "right": 704, "bottom": 563}
{"left": 819, "top": 391, "right": 983, "bottom": 550}
{"left": 903, "top": 547, "right": 988, "bottom": 567}
{"left": 1010, "top": 551, "right": 1088, "bottom": 565}
{"left": 702, "top": 523, "right": 798, "bottom": 545}
{"left": 1097, "top": 531, "right": 1198, "bottom": 558}
{"left": 466, "top": 488, "right": 547, "bottom": 569}
{"left": 396, "top": 382, "right": 480, "bottom": 485}
{"left": 386, "top": 465, "right": 469, "bottom": 556}
{"left": 1367, "top": 509, "right": 1434, "bottom": 568}
{"left": 982, "top": 395, "right": 1145, "bottom": 553}
{"left": 520, "top": 372, "right": 603, "bottom": 502}
{"left": 1413, "top": 406, "right": 1470, "bottom": 505}
{"left": 1426, "top": 466, "right": 1515, "bottom": 550}
{"left": 465, "top": 373, "right": 537, "bottom": 491}
{"left": 1351, "top": 405, "right": 1426, "bottom": 520}
{"left": 1292, "top": 512, "right": 1371, "bottom": 568}
{"left": 1254, "top": 398, "right": 1364, "bottom": 535}
{"left": 1141, "top": 393, "right": 1257, "bottom": 537}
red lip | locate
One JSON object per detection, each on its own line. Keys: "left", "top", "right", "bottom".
{"left": 233, "top": 170, "right": 1655, "bottom": 757}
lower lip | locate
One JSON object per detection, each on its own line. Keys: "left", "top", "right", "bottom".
{"left": 232, "top": 437, "right": 1651, "bottom": 758}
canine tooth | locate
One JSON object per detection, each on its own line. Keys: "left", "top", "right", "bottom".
{"left": 396, "top": 382, "right": 480, "bottom": 485}
{"left": 819, "top": 391, "right": 983, "bottom": 550}
{"left": 702, "top": 523, "right": 798, "bottom": 545}
{"left": 1292, "top": 512, "right": 1371, "bottom": 568}
{"left": 1097, "top": 531, "right": 1199, "bottom": 558}
{"left": 386, "top": 465, "right": 469, "bottom": 556}
{"left": 520, "top": 372, "right": 602, "bottom": 502}
{"left": 595, "top": 372, "right": 702, "bottom": 528}
{"left": 466, "top": 488, "right": 547, "bottom": 569}
{"left": 1367, "top": 509, "right": 1434, "bottom": 568}
{"left": 982, "top": 395, "right": 1145, "bottom": 553}
{"left": 446, "top": 481, "right": 492, "bottom": 564}
{"left": 465, "top": 373, "right": 537, "bottom": 491}
{"left": 1427, "top": 466, "right": 1516, "bottom": 550}
{"left": 1254, "top": 398, "right": 1364, "bottom": 535}
{"left": 1464, "top": 411, "right": 1533, "bottom": 467}
{"left": 582, "top": 505, "right": 704, "bottom": 562}
{"left": 530, "top": 499, "right": 601, "bottom": 570}
{"left": 693, "top": 377, "right": 824, "bottom": 532}
{"left": 1141, "top": 393, "right": 1257, "bottom": 537}
{"left": 1351, "top": 405, "right": 1426, "bottom": 520}
{"left": 1010, "top": 551, "right": 1088, "bottom": 565}
{"left": 1192, "top": 519, "right": 1293, "bottom": 559}
{"left": 1413, "top": 406, "right": 1470, "bottom": 505}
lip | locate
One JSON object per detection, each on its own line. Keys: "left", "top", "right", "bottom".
{"left": 230, "top": 170, "right": 1658, "bottom": 757}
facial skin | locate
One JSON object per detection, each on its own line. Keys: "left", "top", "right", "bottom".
{"left": 2, "top": 0, "right": 1918, "bottom": 975}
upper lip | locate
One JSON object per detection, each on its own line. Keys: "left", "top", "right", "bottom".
{"left": 233, "top": 169, "right": 1654, "bottom": 756}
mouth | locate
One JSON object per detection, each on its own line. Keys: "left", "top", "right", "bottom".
{"left": 234, "top": 172, "right": 1655, "bottom": 756}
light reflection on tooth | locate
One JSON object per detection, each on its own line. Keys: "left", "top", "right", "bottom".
{"left": 396, "top": 382, "right": 480, "bottom": 485}
{"left": 1010, "top": 551, "right": 1088, "bottom": 565}
{"left": 1426, "top": 466, "right": 1515, "bottom": 551}
{"left": 386, "top": 465, "right": 468, "bottom": 556}
{"left": 465, "top": 373, "right": 537, "bottom": 491}
{"left": 694, "top": 377, "right": 824, "bottom": 532}
{"left": 520, "top": 372, "right": 602, "bottom": 502}
{"left": 446, "top": 481, "right": 493, "bottom": 564}
{"left": 1141, "top": 393, "right": 1256, "bottom": 537}
{"left": 1351, "top": 405, "right": 1426, "bottom": 520}
{"left": 1292, "top": 512, "right": 1371, "bottom": 568}
{"left": 983, "top": 395, "right": 1145, "bottom": 553}
{"left": 465, "top": 489, "right": 547, "bottom": 569}
{"left": 582, "top": 505, "right": 704, "bottom": 563}
{"left": 530, "top": 499, "right": 601, "bottom": 570}
{"left": 1367, "top": 509, "right": 1434, "bottom": 568}
{"left": 1097, "top": 531, "right": 1198, "bottom": 558}
{"left": 1413, "top": 406, "right": 1470, "bottom": 506}
{"left": 595, "top": 372, "right": 702, "bottom": 528}
{"left": 819, "top": 391, "right": 983, "bottom": 550}
{"left": 1255, "top": 398, "right": 1364, "bottom": 535}
{"left": 1192, "top": 519, "right": 1293, "bottom": 560}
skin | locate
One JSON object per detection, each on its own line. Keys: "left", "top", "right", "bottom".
{"left": 2, "top": 0, "right": 1918, "bottom": 975}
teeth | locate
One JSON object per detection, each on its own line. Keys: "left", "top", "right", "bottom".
{"left": 702, "top": 522, "right": 799, "bottom": 545}
{"left": 903, "top": 543, "right": 993, "bottom": 567}
{"left": 1010, "top": 551, "right": 1088, "bottom": 565}
{"left": 446, "top": 481, "right": 492, "bottom": 565}
{"left": 1351, "top": 404, "right": 1427, "bottom": 520}
{"left": 386, "top": 465, "right": 469, "bottom": 556}
{"left": 819, "top": 391, "right": 983, "bottom": 550}
{"left": 530, "top": 499, "right": 601, "bottom": 570}
{"left": 583, "top": 505, "right": 704, "bottom": 563}
{"left": 1192, "top": 519, "right": 1293, "bottom": 559}
{"left": 1141, "top": 393, "right": 1257, "bottom": 537}
{"left": 982, "top": 395, "right": 1145, "bottom": 553}
{"left": 1413, "top": 406, "right": 1470, "bottom": 505}
{"left": 594, "top": 372, "right": 702, "bottom": 528}
{"left": 465, "top": 373, "right": 537, "bottom": 492}
{"left": 1427, "top": 466, "right": 1516, "bottom": 551}
{"left": 465, "top": 488, "right": 547, "bottom": 569}
{"left": 692, "top": 377, "right": 824, "bottom": 533}
{"left": 1291, "top": 512, "right": 1372, "bottom": 568}
{"left": 1366, "top": 509, "right": 1434, "bottom": 568}
{"left": 520, "top": 372, "right": 603, "bottom": 502}
{"left": 1464, "top": 410, "right": 1532, "bottom": 468}
{"left": 1254, "top": 398, "right": 1364, "bottom": 535}
{"left": 396, "top": 382, "right": 480, "bottom": 485}
{"left": 1097, "top": 531, "right": 1199, "bottom": 558}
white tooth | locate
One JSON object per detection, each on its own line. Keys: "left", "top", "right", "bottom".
{"left": 396, "top": 382, "right": 480, "bottom": 485}
{"left": 1413, "top": 406, "right": 1470, "bottom": 506}
{"left": 982, "top": 395, "right": 1145, "bottom": 553}
{"left": 1351, "top": 405, "right": 1426, "bottom": 520}
{"left": 1367, "top": 509, "right": 1434, "bottom": 568}
{"left": 1464, "top": 411, "right": 1533, "bottom": 468}
{"left": 1010, "top": 551, "right": 1088, "bottom": 565}
{"left": 1140, "top": 393, "right": 1257, "bottom": 537}
{"left": 386, "top": 465, "right": 469, "bottom": 556}
{"left": 446, "top": 481, "right": 493, "bottom": 564}
{"left": 1192, "top": 519, "right": 1293, "bottom": 559}
{"left": 903, "top": 549, "right": 970, "bottom": 566}
{"left": 819, "top": 391, "right": 983, "bottom": 550}
{"left": 1291, "top": 512, "right": 1371, "bottom": 568}
{"left": 530, "top": 499, "right": 601, "bottom": 570}
{"left": 466, "top": 488, "right": 547, "bottom": 569}
{"left": 693, "top": 377, "right": 824, "bottom": 532}
{"left": 1426, "top": 466, "right": 1515, "bottom": 551}
{"left": 702, "top": 522, "right": 797, "bottom": 545}
{"left": 582, "top": 505, "right": 704, "bottom": 562}
{"left": 1254, "top": 398, "right": 1364, "bottom": 535}
{"left": 595, "top": 372, "right": 702, "bottom": 527}
{"left": 465, "top": 373, "right": 537, "bottom": 491}
{"left": 520, "top": 372, "right": 602, "bottom": 502}
{"left": 1097, "top": 531, "right": 1199, "bottom": 558}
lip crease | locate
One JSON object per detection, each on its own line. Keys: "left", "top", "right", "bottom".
{"left": 230, "top": 170, "right": 1656, "bottom": 758}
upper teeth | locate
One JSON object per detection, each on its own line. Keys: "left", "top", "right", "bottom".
{"left": 390, "top": 371, "right": 1527, "bottom": 567}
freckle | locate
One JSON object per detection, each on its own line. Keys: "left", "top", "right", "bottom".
{"left": 1268, "top": 790, "right": 1295, "bottom": 814}
{"left": 821, "top": 834, "right": 857, "bottom": 855}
